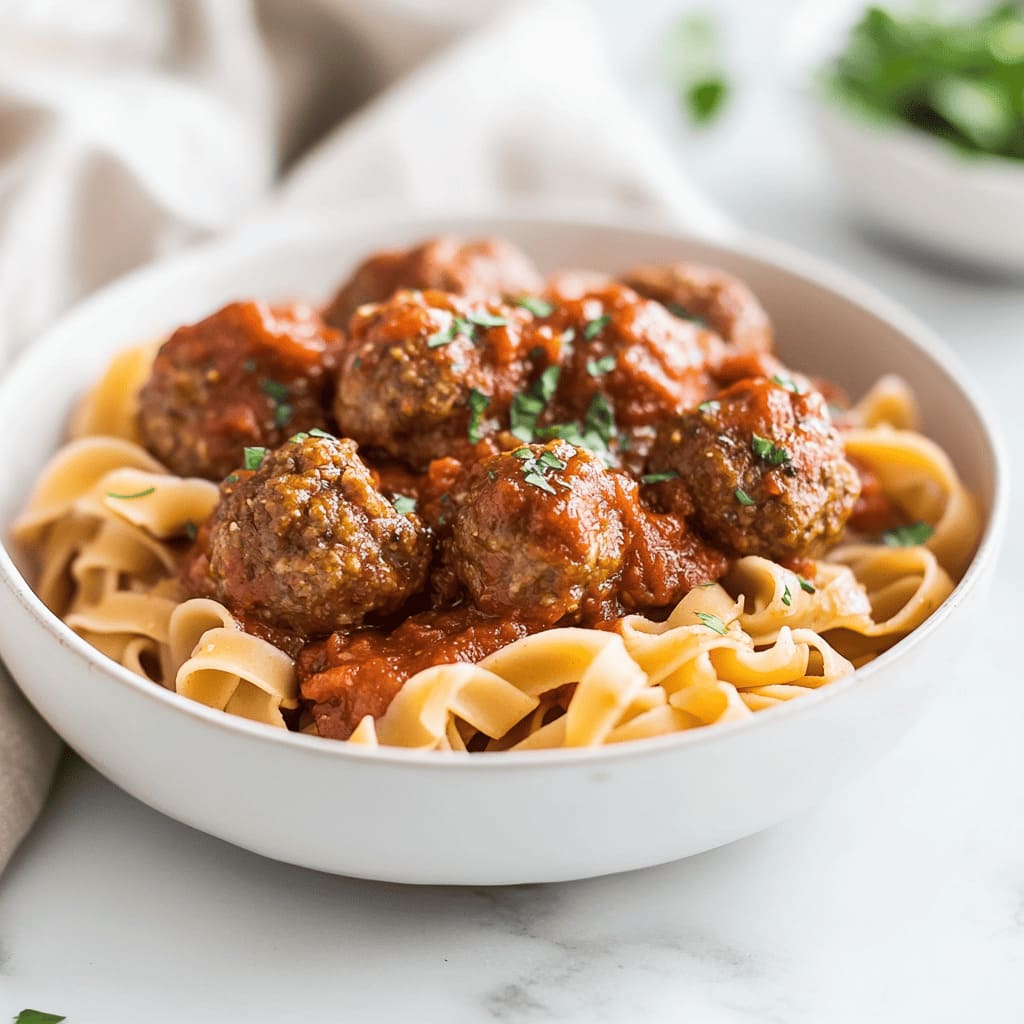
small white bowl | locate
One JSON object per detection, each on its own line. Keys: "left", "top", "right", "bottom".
{"left": 0, "top": 210, "right": 1006, "bottom": 884}
{"left": 790, "top": 1, "right": 1024, "bottom": 274}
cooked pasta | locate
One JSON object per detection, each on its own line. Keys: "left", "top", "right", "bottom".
{"left": 10, "top": 240, "right": 984, "bottom": 751}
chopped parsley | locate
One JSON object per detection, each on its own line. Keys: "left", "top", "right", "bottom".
{"left": 641, "top": 471, "right": 680, "bottom": 485}
{"left": 224, "top": 474, "right": 239, "bottom": 484}
{"left": 687, "top": 77, "right": 729, "bottom": 125}
{"left": 514, "top": 295, "right": 554, "bottom": 317}
{"left": 771, "top": 374, "right": 803, "bottom": 394}
{"left": 583, "top": 392, "right": 616, "bottom": 446}
{"left": 184, "top": 520, "right": 198, "bottom": 542}
{"left": 751, "top": 433, "right": 791, "bottom": 466}
{"left": 561, "top": 327, "right": 576, "bottom": 345}
{"left": 695, "top": 611, "right": 728, "bottom": 635}
{"left": 782, "top": 584, "right": 792, "bottom": 607}
{"left": 882, "top": 521, "right": 935, "bottom": 547}
{"left": 734, "top": 487, "right": 756, "bottom": 506}
{"left": 260, "top": 378, "right": 289, "bottom": 403}
{"left": 586, "top": 355, "right": 616, "bottom": 377}
{"left": 289, "top": 427, "right": 334, "bottom": 443}
{"left": 583, "top": 314, "right": 611, "bottom": 340}
{"left": 273, "top": 402, "right": 293, "bottom": 428}
{"left": 392, "top": 495, "right": 417, "bottom": 515}
{"left": 467, "top": 388, "right": 490, "bottom": 443}
{"left": 486, "top": 469, "right": 497, "bottom": 482}
{"left": 666, "top": 302, "right": 709, "bottom": 327}
{"left": 697, "top": 399, "right": 720, "bottom": 414}
{"left": 427, "top": 315, "right": 475, "bottom": 348}
{"left": 510, "top": 365, "right": 560, "bottom": 442}
{"left": 798, "top": 576, "right": 816, "bottom": 594}
{"left": 14, "top": 1012, "right": 66, "bottom": 1024}
{"left": 243, "top": 446, "right": 266, "bottom": 471}
{"left": 512, "top": 445, "right": 571, "bottom": 495}
{"left": 467, "top": 310, "right": 508, "bottom": 329}
{"left": 105, "top": 486, "right": 155, "bottom": 500}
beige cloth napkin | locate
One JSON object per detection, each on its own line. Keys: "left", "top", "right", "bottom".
{"left": 0, "top": 0, "right": 731, "bottom": 870}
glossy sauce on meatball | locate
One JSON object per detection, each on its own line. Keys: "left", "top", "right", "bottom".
{"left": 203, "top": 436, "right": 430, "bottom": 635}
{"left": 323, "top": 236, "right": 542, "bottom": 330}
{"left": 647, "top": 376, "right": 860, "bottom": 559}
{"left": 137, "top": 301, "right": 339, "bottom": 480}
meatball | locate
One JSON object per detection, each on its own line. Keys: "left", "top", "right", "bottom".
{"left": 445, "top": 441, "right": 626, "bottom": 625}
{"left": 529, "top": 281, "right": 716, "bottom": 467}
{"left": 622, "top": 263, "right": 774, "bottom": 353}
{"left": 334, "top": 289, "right": 543, "bottom": 469}
{"left": 323, "top": 236, "right": 542, "bottom": 330}
{"left": 647, "top": 377, "right": 860, "bottom": 559}
{"left": 204, "top": 436, "right": 430, "bottom": 635}
{"left": 138, "top": 301, "right": 339, "bottom": 480}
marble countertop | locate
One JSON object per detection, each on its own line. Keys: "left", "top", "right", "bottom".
{"left": 2, "top": 2, "right": 1023, "bottom": 1020}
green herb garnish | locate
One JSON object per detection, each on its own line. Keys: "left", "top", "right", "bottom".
{"left": 882, "top": 521, "right": 935, "bottom": 547}
{"left": 273, "top": 403, "right": 292, "bottom": 428}
{"left": 583, "top": 314, "right": 611, "bottom": 340}
{"left": 467, "top": 388, "right": 490, "bottom": 443}
{"left": 243, "top": 446, "right": 266, "bottom": 471}
{"left": 641, "top": 471, "right": 680, "bottom": 485}
{"left": 666, "top": 302, "right": 709, "bottom": 327}
{"left": 468, "top": 310, "right": 508, "bottom": 329}
{"left": 260, "top": 378, "right": 289, "bottom": 403}
{"left": 510, "top": 365, "right": 561, "bottom": 442}
{"left": 734, "top": 487, "right": 756, "bottom": 506}
{"left": 782, "top": 584, "right": 792, "bottom": 607}
{"left": 751, "top": 433, "right": 791, "bottom": 466}
{"left": 664, "top": 12, "right": 731, "bottom": 128}
{"left": 514, "top": 295, "right": 554, "bottom": 317}
{"left": 771, "top": 374, "right": 802, "bottom": 394}
{"left": 697, "top": 399, "right": 720, "bottom": 414}
{"left": 224, "top": 474, "right": 239, "bottom": 484}
{"left": 184, "top": 520, "right": 198, "bottom": 542}
{"left": 586, "top": 355, "right": 616, "bottom": 377}
{"left": 695, "top": 611, "right": 728, "bottom": 635}
{"left": 15, "top": 1011, "right": 66, "bottom": 1024}
{"left": 583, "top": 392, "right": 616, "bottom": 446}
{"left": 512, "top": 444, "right": 572, "bottom": 495}
{"left": 105, "top": 486, "right": 155, "bottom": 500}
{"left": 687, "top": 78, "right": 729, "bottom": 125}
{"left": 392, "top": 495, "right": 417, "bottom": 515}
{"left": 799, "top": 576, "right": 816, "bottom": 594}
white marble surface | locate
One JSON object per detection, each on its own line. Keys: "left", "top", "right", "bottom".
{"left": 2, "top": 1, "right": 1024, "bottom": 1020}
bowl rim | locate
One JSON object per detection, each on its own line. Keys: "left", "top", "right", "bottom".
{"left": 0, "top": 205, "right": 1009, "bottom": 769}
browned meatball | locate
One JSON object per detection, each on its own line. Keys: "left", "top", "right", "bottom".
{"left": 622, "top": 263, "right": 774, "bottom": 353}
{"left": 334, "top": 289, "right": 544, "bottom": 469}
{"left": 647, "top": 377, "right": 860, "bottom": 559}
{"left": 445, "top": 441, "right": 626, "bottom": 625}
{"left": 137, "top": 301, "right": 339, "bottom": 480}
{"left": 526, "top": 281, "right": 717, "bottom": 468}
{"left": 204, "top": 436, "right": 430, "bottom": 635}
{"left": 323, "top": 236, "right": 542, "bottom": 330}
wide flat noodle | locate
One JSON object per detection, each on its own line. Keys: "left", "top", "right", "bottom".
{"left": 69, "top": 341, "right": 160, "bottom": 442}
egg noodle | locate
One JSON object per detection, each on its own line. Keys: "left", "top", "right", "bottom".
{"left": 11, "top": 349, "right": 982, "bottom": 750}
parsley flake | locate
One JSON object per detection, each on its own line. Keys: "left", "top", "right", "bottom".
{"left": 184, "top": 520, "right": 198, "bottom": 542}
{"left": 309, "top": 427, "right": 334, "bottom": 439}
{"left": 583, "top": 392, "right": 616, "bottom": 446}
{"left": 510, "top": 365, "right": 560, "bottom": 442}
{"left": 584, "top": 314, "right": 611, "bottom": 340}
{"left": 586, "top": 355, "right": 616, "bottom": 377}
{"left": 523, "top": 470, "right": 556, "bottom": 494}
{"left": 105, "top": 486, "right": 155, "bottom": 500}
{"left": 798, "top": 576, "right": 816, "bottom": 594}
{"left": 514, "top": 295, "right": 554, "bottom": 317}
{"left": 751, "top": 433, "right": 791, "bottom": 466}
{"left": 641, "top": 471, "right": 679, "bottom": 485}
{"left": 244, "top": 446, "right": 266, "bottom": 471}
{"left": 666, "top": 302, "right": 709, "bottom": 327}
{"left": 224, "top": 474, "right": 239, "bottom": 485}
{"left": 260, "top": 378, "right": 289, "bottom": 403}
{"left": 695, "top": 611, "right": 728, "bottom": 635}
{"left": 15, "top": 1012, "right": 66, "bottom": 1024}
{"left": 782, "top": 584, "right": 792, "bottom": 607}
{"left": 882, "top": 522, "right": 934, "bottom": 547}
{"left": 392, "top": 495, "right": 417, "bottom": 515}
{"left": 468, "top": 310, "right": 508, "bottom": 329}
{"left": 467, "top": 388, "right": 490, "bottom": 443}
{"left": 698, "top": 400, "right": 720, "bottom": 414}
{"left": 273, "top": 402, "right": 293, "bottom": 428}
{"left": 735, "top": 487, "right": 756, "bottom": 506}
{"left": 771, "top": 374, "right": 803, "bottom": 394}
{"left": 538, "top": 451, "right": 567, "bottom": 471}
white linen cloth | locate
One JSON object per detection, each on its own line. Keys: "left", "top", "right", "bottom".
{"left": 0, "top": 0, "right": 731, "bottom": 870}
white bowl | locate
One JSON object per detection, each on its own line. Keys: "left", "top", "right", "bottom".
{"left": 0, "top": 210, "right": 1006, "bottom": 884}
{"left": 790, "top": 1, "right": 1024, "bottom": 274}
